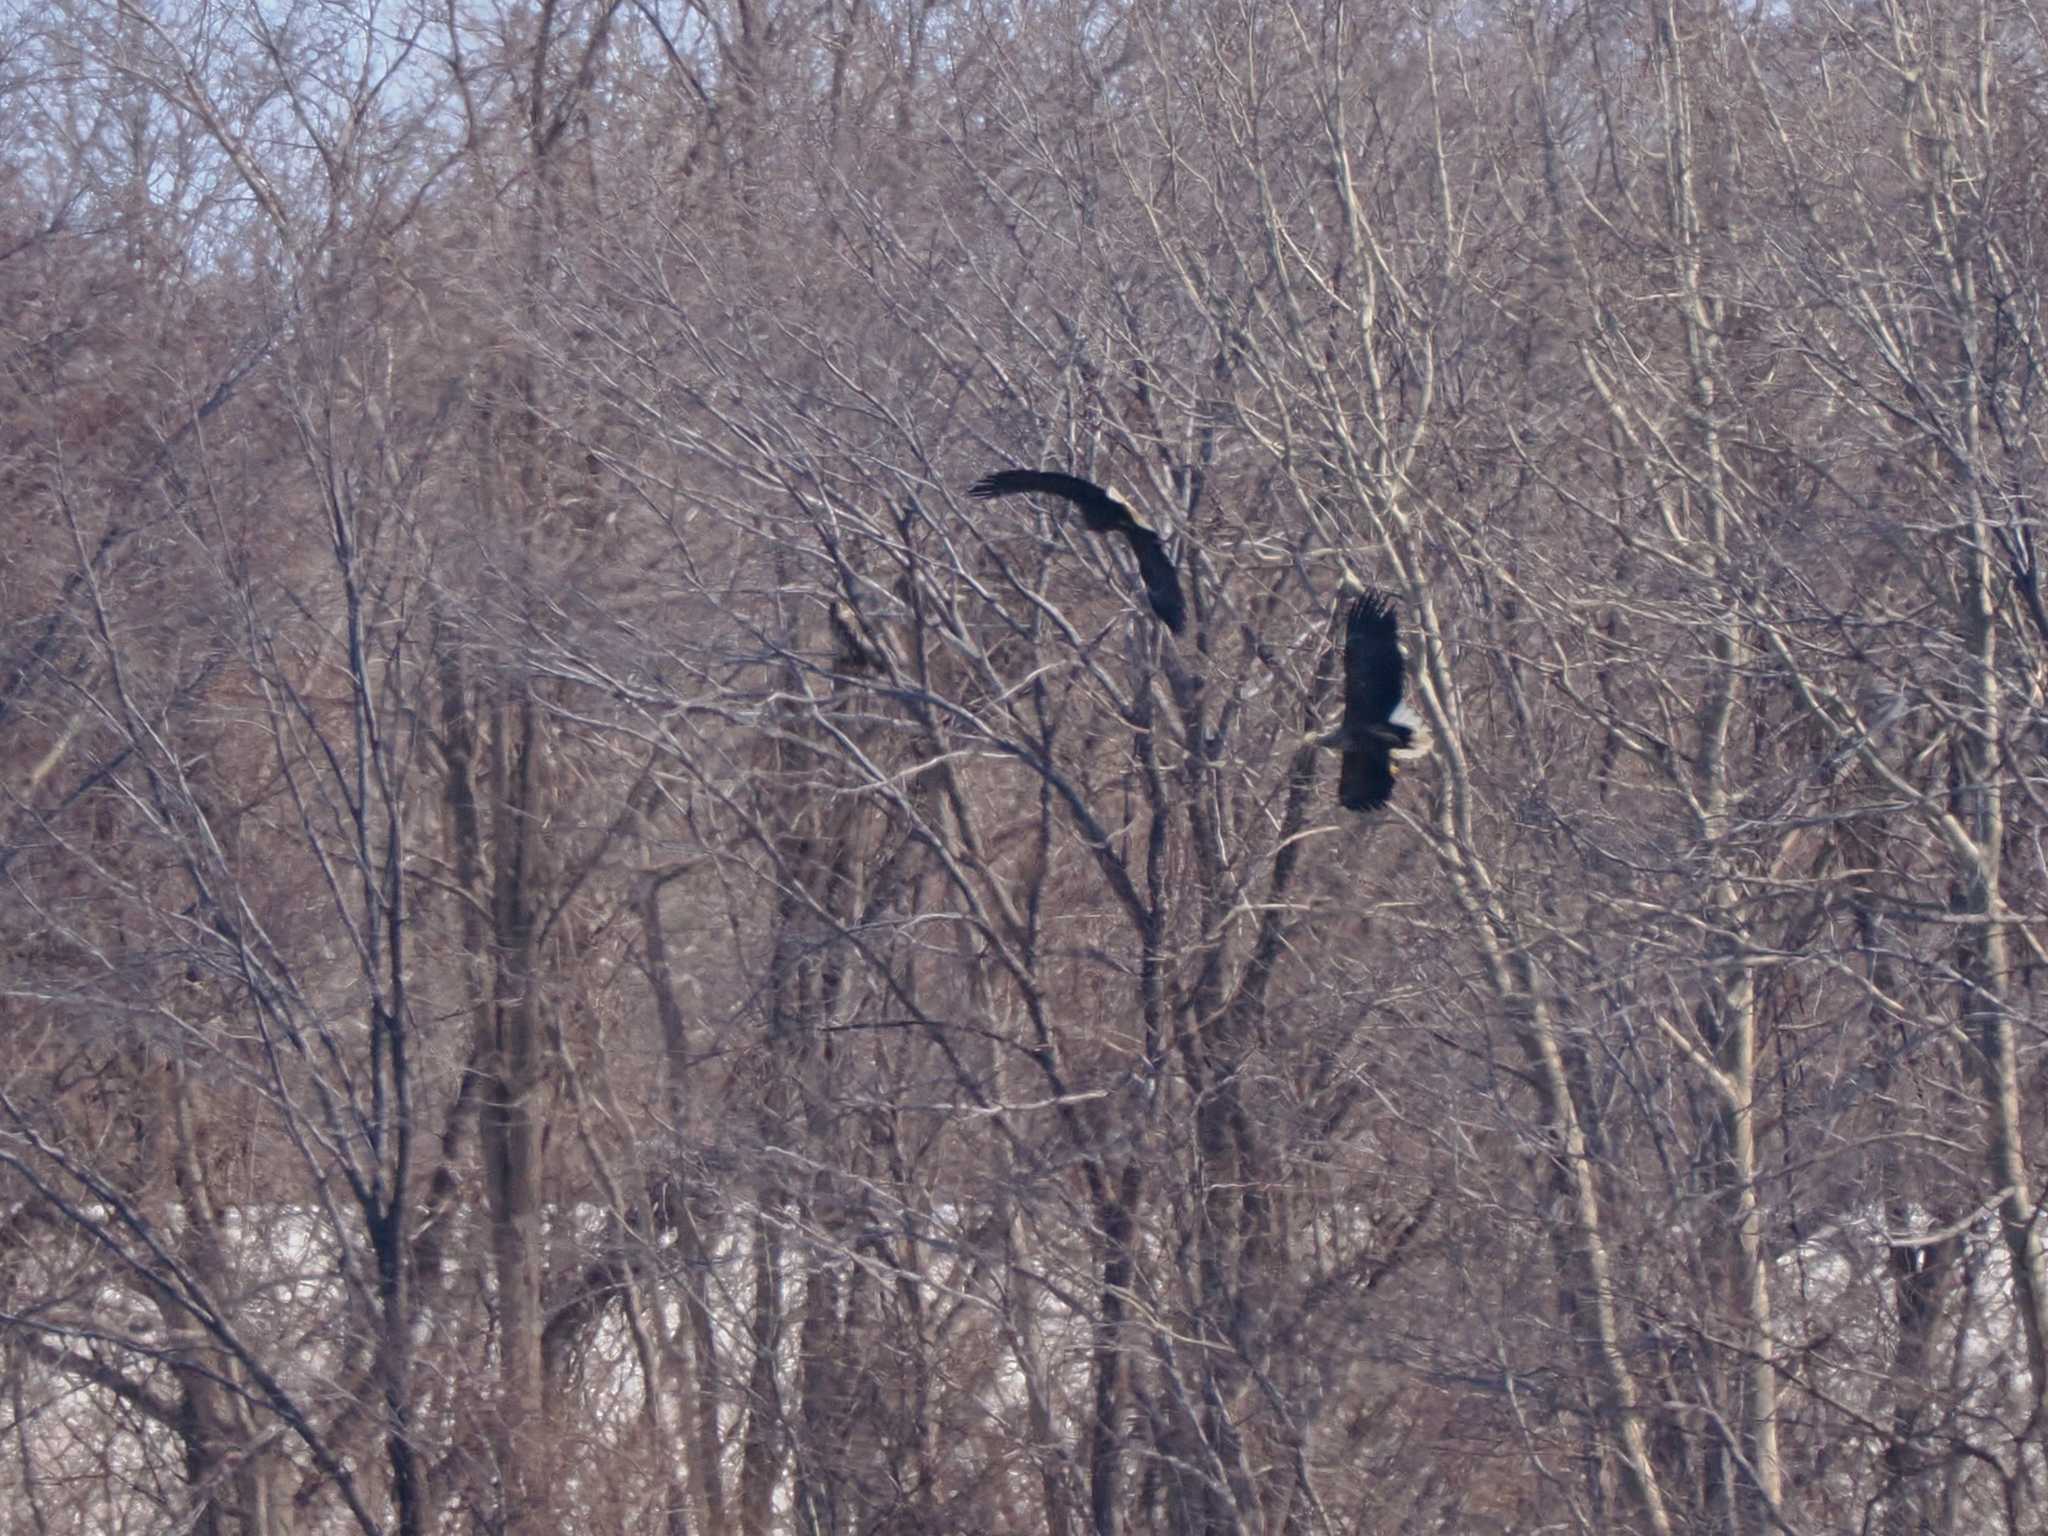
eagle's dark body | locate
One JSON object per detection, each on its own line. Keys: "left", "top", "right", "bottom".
{"left": 967, "top": 469, "right": 1186, "bottom": 633}
{"left": 1320, "top": 589, "right": 1428, "bottom": 813}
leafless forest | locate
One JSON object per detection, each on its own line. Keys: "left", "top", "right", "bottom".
{"left": 5, "top": 0, "right": 2048, "bottom": 1531}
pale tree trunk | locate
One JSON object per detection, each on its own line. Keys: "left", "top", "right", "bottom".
{"left": 1213, "top": 6, "right": 1678, "bottom": 1519}
{"left": 1895, "top": 3, "right": 2048, "bottom": 1439}
{"left": 1770, "top": 0, "right": 2048, "bottom": 1484}
{"left": 1645, "top": 0, "right": 1783, "bottom": 1517}
{"left": 1508, "top": 990, "right": 1676, "bottom": 1536}
{"left": 1955, "top": 521, "right": 2048, "bottom": 1425}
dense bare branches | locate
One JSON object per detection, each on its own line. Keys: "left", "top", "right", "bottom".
{"left": 4, "top": 0, "right": 2047, "bottom": 1533}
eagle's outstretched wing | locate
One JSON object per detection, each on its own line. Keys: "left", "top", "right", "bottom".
{"left": 1342, "top": 590, "right": 1407, "bottom": 731}
{"left": 1330, "top": 590, "right": 1418, "bottom": 814}
{"left": 967, "top": 467, "right": 1186, "bottom": 632}
{"left": 967, "top": 470, "right": 1121, "bottom": 527}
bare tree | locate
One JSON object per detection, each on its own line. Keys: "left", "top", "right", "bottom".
{"left": 6, "top": 1, "right": 2047, "bottom": 1534}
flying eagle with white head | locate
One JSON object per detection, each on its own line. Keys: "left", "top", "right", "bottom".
{"left": 967, "top": 469, "right": 1186, "bottom": 633}
{"left": 1313, "top": 589, "right": 1430, "bottom": 812}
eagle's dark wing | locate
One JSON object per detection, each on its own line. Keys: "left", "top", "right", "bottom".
{"left": 967, "top": 469, "right": 1120, "bottom": 526}
{"left": 968, "top": 466, "right": 1185, "bottom": 631}
{"left": 1342, "top": 590, "right": 1406, "bottom": 730}
{"left": 1339, "top": 743, "right": 1396, "bottom": 813}
{"left": 1120, "top": 523, "right": 1187, "bottom": 633}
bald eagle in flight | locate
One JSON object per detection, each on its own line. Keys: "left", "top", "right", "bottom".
{"left": 1315, "top": 589, "right": 1430, "bottom": 813}
{"left": 967, "top": 469, "right": 1186, "bottom": 633}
